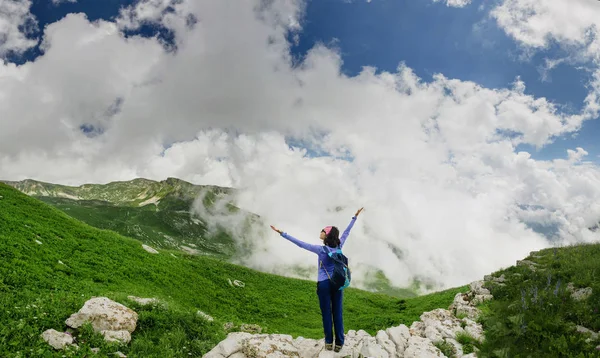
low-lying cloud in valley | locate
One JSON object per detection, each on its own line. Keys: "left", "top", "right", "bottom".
{"left": 2, "top": 0, "right": 600, "bottom": 292}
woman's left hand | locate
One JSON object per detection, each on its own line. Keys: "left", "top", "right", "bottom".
{"left": 270, "top": 225, "right": 282, "bottom": 234}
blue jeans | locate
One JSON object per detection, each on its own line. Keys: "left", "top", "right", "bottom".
{"left": 317, "top": 279, "right": 344, "bottom": 346}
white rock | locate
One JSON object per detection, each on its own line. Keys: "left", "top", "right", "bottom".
{"left": 65, "top": 297, "right": 138, "bottom": 335}
{"left": 463, "top": 319, "right": 484, "bottom": 343}
{"left": 197, "top": 311, "right": 214, "bottom": 322}
{"left": 421, "top": 309, "right": 465, "bottom": 341}
{"left": 202, "top": 332, "right": 252, "bottom": 357}
{"left": 35, "top": 240, "right": 42, "bottom": 245}
{"left": 472, "top": 294, "right": 493, "bottom": 305}
{"left": 571, "top": 287, "right": 593, "bottom": 301}
{"left": 128, "top": 296, "right": 159, "bottom": 306}
{"left": 359, "top": 336, "right": 389, "bottom": 358}
{"left": 409, "top": 321, "right": 425, "bottom": 337}
{"left": 142, "top": 244, "right": 159, "bottom": 254}
{"left": 386, "top": 324, "right": 410, "bottom": 354}
{"left": 41, "top": 329, "right": 74, "bottom": 350}
{"left": 445, "top": 338, "right": 463, "bottom": 357}
{"left": 101, "top": 330, "right": 131, "bottom": 344}
{"left": 376, "top": 330, "right": 398, "bottom": 357}
{"left": 114, "top": 352, "right": 127, "bottom": 358}
{"left": 294, "top": 337, "right": 323, "bottom": 358}
{"left": 404, "top": 335, "right": 446, "bottom": 358}
{"left": 469, "top": 281, "right": 491, "bottom": 296}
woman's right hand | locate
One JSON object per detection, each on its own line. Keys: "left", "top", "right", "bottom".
{"left": 270, "top": 225, "right": 282, "bottom": 234}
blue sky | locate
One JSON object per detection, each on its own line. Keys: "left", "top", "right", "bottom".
{"left": 18, "top": 0, "right": 600, "bottom": 163}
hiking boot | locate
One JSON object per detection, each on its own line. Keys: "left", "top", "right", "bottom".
{"left": 325, "top": 343, "right": 333, "bottom": 351}
{"left": 334, "top": 345, "right": 343, "bottom": 352}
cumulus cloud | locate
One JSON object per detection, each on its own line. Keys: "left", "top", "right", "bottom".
{"left": 432, "top": 0, "right": 472, "bottom": 8}
{"left": 0, "top": 0, "right": 38, "bottom": 56}
{"left": 491, "top": 0, "right": 600, "bottom": 102}
{"left": 1, "top": 0, "right": 600, "bottom": 292}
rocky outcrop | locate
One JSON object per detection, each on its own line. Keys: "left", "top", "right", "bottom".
{"left": 448, "top": 280, "right": 492, "bottom": 320}
{"left": 203, "top": 281, "right": 489, "bottom": 358}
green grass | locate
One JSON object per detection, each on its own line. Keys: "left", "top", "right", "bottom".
{"left": 0, "top": 183, "right": 466, "bottom": 357}
{"left": 478, "top": 245, "right": 600, "bottom": 357}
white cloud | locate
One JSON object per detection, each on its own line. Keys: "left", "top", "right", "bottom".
{"left": 491, "top": 0, "right": 600, "bottom": 105}
{"left": 0, "top": 0, "right": 38, "bottom": 56}
{"left": 1, "top": 0, "right": 600, "bottom": 292}
{"left": 432, "top": 0, "right": 472, "bottom": 8}
{"left": 52, "top": 0, "right": 77, "bottom": 4}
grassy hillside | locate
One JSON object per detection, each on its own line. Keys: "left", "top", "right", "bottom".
{"left": 36, "top": 196, "right": 237, "bottom": 257}
{"left": 0, "top": 183, "right": 466, "bottom": 357}
{"left": 478, "top": 245, "right": 600, "bottom": 357}
{"left": 2, "top": 178, "right": 253, "bottom": 258}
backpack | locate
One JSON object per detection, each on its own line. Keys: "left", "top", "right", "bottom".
{"left": 321, "top": 247, "right": 351, "bottom": 290}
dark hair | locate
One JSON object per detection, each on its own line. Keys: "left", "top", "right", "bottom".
{"left": 324, "top": 226, "right": 340, "bottom": 248}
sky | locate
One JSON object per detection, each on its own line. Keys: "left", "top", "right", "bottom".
{"left": 1, "top": 0, "right": 600, "bottom": 292}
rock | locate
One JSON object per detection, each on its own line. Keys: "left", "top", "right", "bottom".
{"left": 203, "top": 332, "right": 252, "bottom": 357}
{"left": 516, "top": 259, "right": 537, "bottom": 270}
{"left": 198, "top": 311, "right": 214, "bottom": 322}
{"left": 35, "top": 240, "right": 42, "bottom": 245}
{"left": 576, "top": 325, "right": 599, "bottom": 341}
{"left": 386, "top": 324, "right": 410, "bottom": 354}
{"left": 294, "top": 337, "right": 323, "bottom": 358}
{"left": 463, "top": 318, "right": 484, "bottom": 342}
{"left": 359, "top": 336, "right": 390, "bottom": 358}
{"left": 142, "top": 244, "right": 159, "bottom": 254}
{"left": 128, "top": 296, "right": 159, "bottom": 306}
{"left": 240, "top": 323, "right": 262, "bottom": 334}
{"left": 469, "top": 281, "right": 491, "bottom": 296}
{"left": 41, "top": 329, "right": 74, "bottom": 350}
{"left": 114, "top": 352, "right": 127, "bottom": 357}
{"left": 410, "top": 321, "right": 425, "bottom": 337}
{"left": 65, "top": 297, "right": 138, "bottom": 344}
{"left": 91, "top": 348, "right": 100, "bottom": 353}
{"left": 420, "top": 309, "right": 464, "bottom": 340}
{"left": 101, "top": 330, "right": 131, "bottom": 343}
{"left": 404, "top": 336, "right": 444, "bottom": 358}
{"left": 223, "top": 322, "right": 235, "bottom": 330}
{"left": 376, "top": 330, "right": 398, "bottom": 357}
{"left": 445, "top": 337, "right": 463, "bottom": 356}
{"left": 572, "top": 287, "right": 592, "bottom": 301}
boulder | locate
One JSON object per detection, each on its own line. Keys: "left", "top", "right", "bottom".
{"left": 41, "top": 329, "right": 74, "bottom": 350}
{"left": 65, "top": 297, "right": 138, "bottom": 344}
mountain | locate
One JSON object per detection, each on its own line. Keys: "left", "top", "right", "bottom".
{"left": 0, "top": 183, "right": 465, "bottom": 357}
{"left": 1, "top": 178, "right": 252, "bottom": 258}
{"left": 2, "top": 177, "right": 230, "bottom": 206}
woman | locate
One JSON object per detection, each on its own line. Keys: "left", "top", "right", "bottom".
{"left": 270, "top": 207, "right": 363, "bottom": 353}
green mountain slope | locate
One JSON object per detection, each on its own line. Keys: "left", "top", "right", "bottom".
{"left": 2, "top": 178, "right": 251, "bottom": 258}
{"left": 0, "top": 183, "right": 466, "bottom": 357}
{"left": 2, "top": 177, "right": 230, "bottom": 207}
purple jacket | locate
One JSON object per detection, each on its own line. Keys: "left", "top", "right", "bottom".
{"left": 280, "top": 216, "right": 357, "bottom": 282}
